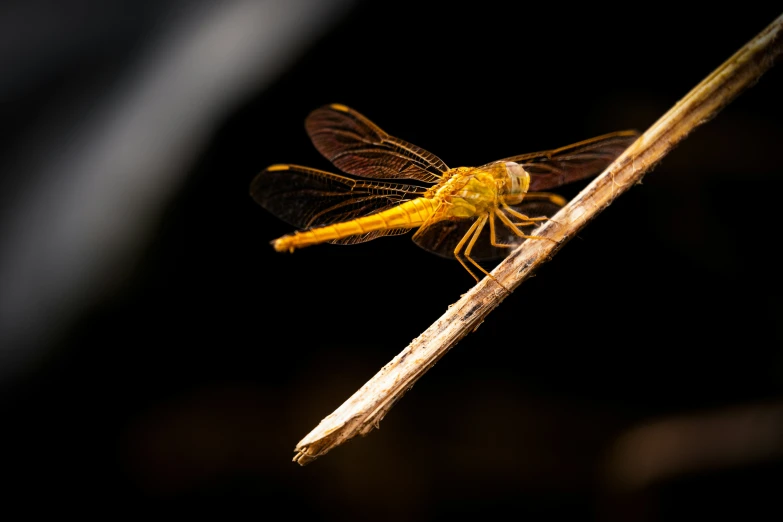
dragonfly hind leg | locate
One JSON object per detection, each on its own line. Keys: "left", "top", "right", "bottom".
{"left": 454, "top": 214, "right": 510, "bottom": 293}
{"left": 453, "top": 215, "right": 486, "bottom": 283}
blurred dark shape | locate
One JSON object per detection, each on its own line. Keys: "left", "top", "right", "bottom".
{"left": 124, "top": 382, "right": 274, "bottom": 495}
{"left": 605, "top": 400, "right": 783, "bottom": 489}
{"left": 0, "top": 0, "right": 356, "bottom": 382}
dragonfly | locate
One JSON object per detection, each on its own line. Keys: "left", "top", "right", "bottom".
{"left": 251, "top": 103, "right": 639, "bottom": 285}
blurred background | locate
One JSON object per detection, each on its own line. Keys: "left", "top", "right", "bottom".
{"left": 2, "top": 1, "right": 782, "bottom": 518}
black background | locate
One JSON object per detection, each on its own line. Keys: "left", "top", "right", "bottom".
{"left": 3, "top": 2, "right": 783, "bottom": 519}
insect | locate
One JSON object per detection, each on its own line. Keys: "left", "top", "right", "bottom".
{"left": 251, "top": 103, "right": 638, "bottom": 285}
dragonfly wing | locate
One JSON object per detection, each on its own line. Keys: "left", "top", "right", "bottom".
{"left": 305, "top": 104, "right": 448, "bottom": 183}
{"left": 250, "top": 164, "right": 426, "bottom": 229}
{"left": 500, "top": 130, "right": 640, "bottom": 191}
{"left": 412, "top": 218, "right": 518, "bottom": 261}
{"left": 328, "top": 227, "right": 413, "bottom": 245}
{"left": 413, "top": 219, "right": 481, "bottom": 259}
{"left": 412, "top": 200, "right": 564, "bottom": 261}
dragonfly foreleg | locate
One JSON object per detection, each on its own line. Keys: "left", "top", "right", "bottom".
{"left": 494, "top": 208, "right": 557, "bottom": 243}
{"left": 500, "top": 203, "right": 548, "bottom": 227}
{"left": 523, "top": 192, "right": 567, "bottom": 206}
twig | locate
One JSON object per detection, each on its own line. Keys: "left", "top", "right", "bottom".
{"left": 293, "top": 13, "right": 783, "bottom": 465}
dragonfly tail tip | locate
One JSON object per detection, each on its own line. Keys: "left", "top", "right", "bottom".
{"left": 271, "top": 235, "right": 296, "bottom": 253}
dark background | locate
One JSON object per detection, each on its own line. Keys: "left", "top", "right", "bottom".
{"left": 2, "top": 1, "right": 782, "bottom": 519}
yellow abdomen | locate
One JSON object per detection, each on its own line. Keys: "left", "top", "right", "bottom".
{"left": 273, "top": 197, "right": 439, "bottom": 252}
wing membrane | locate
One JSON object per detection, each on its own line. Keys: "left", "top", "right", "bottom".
{"left": 329, "top": 227, "right": 413, "bottom": 246}
{"left": 250, "top": 164, "right": 427, "bottom": 229}
{"left": 500, "top": 130, "right": 639, "bottom": 191}
{"left": 305, "top": 103, "right": 448, "bottom": 183}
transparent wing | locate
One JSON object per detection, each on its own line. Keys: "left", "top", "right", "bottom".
{"left": 328, "top": 227, "right": 413, "bottom": 246}
{"left": 250, "top": 164, "right": 427, "bottom": 229}
{"left": 305, "top": 103, "right": 448, "bottom": 183}
{"left": 499, "top": 130, "right": 640, "bottom": 191}
{"left": 412, "top": 199, "right": 563, "bottom": 261}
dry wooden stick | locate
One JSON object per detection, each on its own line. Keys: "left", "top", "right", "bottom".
{"left": 293, "top": 13, "right": 783, "bottom": 465}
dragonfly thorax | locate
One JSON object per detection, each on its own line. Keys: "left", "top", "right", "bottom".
{"left": 424, "top": 161, "right": 534, "bottom": 219}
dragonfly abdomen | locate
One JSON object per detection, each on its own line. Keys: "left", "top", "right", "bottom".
{"left": 272, "top": 197, "right": 439, "bottom": 253}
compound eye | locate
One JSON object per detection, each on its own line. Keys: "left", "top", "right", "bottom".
{"left": 504, "top": 161, "right": 530, "bottom": 195}
{"left": 504, "top": 161, "right": 526, "bottom": 178}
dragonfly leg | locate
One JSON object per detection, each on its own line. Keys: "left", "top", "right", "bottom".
{"left": 453, "top": 217, "right": 483, "bottom": 283}
{"left": 489, "top": 211, "right": 516, "bottom": 249}
{"left": 524, "top": 192, "right": 567, "bottom": 206}
{"left": 495, "top": 208, "right": 557, "bottom": 243}
{"left": 503, "top": 200, "right": 563, "bottom": 227}
{"left": 501, "top": 202, "right": 550, "bottom": 228}
{"left": 459, "top": 214, "right": 510, "bottom": 292}
{"left": 502, "top": 203, "right": 540, "bottom": 222}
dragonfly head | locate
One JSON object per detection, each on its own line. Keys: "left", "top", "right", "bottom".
{"left": 502, "top": 161, "right": 531, "bottom": 204}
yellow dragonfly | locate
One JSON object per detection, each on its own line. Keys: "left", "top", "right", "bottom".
{"left": 251, "top": 103, "right": 638, "bottom": 284}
